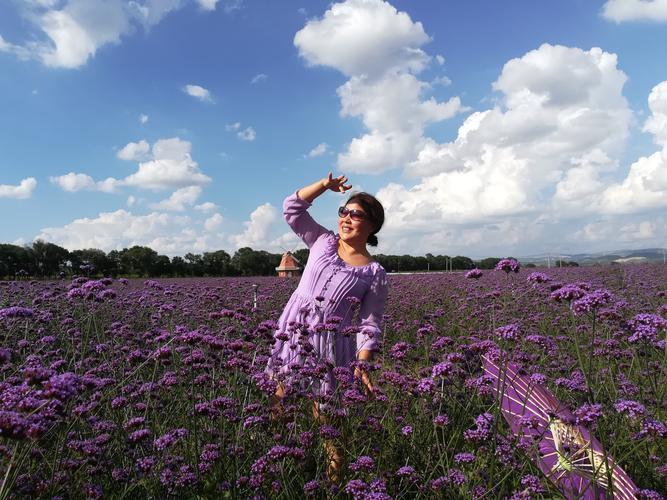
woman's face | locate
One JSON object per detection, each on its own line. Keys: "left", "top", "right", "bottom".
{"left": 338, "top": 202, "right": 373, "bottom": 245}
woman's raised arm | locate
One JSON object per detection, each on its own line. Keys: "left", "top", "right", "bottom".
{"left": 297, "top": 172, "right": 352, "bottom": 203}
{"left": 284, "top": 173, "right": 353, "bottom": 248}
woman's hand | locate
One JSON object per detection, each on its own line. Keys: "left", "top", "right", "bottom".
{"left": 354, "top": 365, "right": 374, "bottom": 396}
{"left": 354, "top": 349, "right": 375, "bottom": 396}
{"left": 322, "top": 172, "right": 352, "bottom": 193}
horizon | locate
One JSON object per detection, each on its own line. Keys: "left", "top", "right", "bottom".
{"left": 1, "top": 0, "right": 667, "bottom": 257}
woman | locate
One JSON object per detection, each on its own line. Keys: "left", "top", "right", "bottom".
{"left": 265, "top": 172, "right": 389, "bottom": 482}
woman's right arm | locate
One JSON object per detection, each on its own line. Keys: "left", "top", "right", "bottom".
{"left": 285, "top": 173, "right": 352, "bottom": 248}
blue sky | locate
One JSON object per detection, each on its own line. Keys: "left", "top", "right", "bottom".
{"left": 1, "top": 0, "right": 666, "bottom": 258}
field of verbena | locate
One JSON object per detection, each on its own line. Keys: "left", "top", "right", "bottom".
{"left": 0, "top": 265, "right": 665, "bottom": 499}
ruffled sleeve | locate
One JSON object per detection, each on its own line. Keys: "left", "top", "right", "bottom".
{"left": 283, "top": 191, "right": 330, "bottom": 249}
{"left": 357, "top": 267, "right": 389, "bottom": 353}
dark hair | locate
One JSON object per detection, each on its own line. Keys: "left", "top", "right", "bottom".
{"left": 345, "top": 192, "right": 384, "bottom": 247}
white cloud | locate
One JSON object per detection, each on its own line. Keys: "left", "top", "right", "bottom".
{"left": 183, "top": 84, "right": 213, "bottom": 102}
{"left": 643, "top": 81, "right": 667, "bottom": 146}
{"left": 197, "top": 0, "right": 219, "bottom": 11}
{"left": 49, "top": 172, "right": 118, "bottom": 193}
{"left": 307, "top": 142, "right": 328, "bottom": 157}
{"left": 195, "top": 201, "right": 218, "bottom": 213}
{"left": 123, "top": 137, "right": 212, "bottom": 190}
{"left": 294, "top": 0, "right": 430, "bottom": 78}
{"left": 596, "top": 80, "right": 667, "bottom": 214}
{"left": 381, "top": 44, "right": 632, "bottom": 228}
{"left": 150, "top": 186, "right": 202, "bottom": 211}
{"left": 139, "top": 114, "right": 149, "bottom": 124}
{"left": 35, "top": 209, "right": 205, "bottom": 254}
{"left": 337, "top": 72, "right": 466, "bottom": 172}
{"left": 227, "top": 122, "right": 256, "bottom": 141}
{"left": 117, "top": 139, "right": 150, "bottom": 161}
{"left": 230, "top": 203, "right": 277, "bottom": 248}
{"left": 127, "top": 195, "right": 136, "bottom": 207}
{"left": 237, "top": 126, "right": 256, "bottom": 141}
{"left": 576, "top": 217, "right": 666, "bottom": 243}
{"left": 270, "top": 231, "right": 302, "bottom": 250}
{"left": 0, "top": 0, "right": 224, "bottom": 69}
{"left": 250, "top": 73, "right": 267, "bottom": 84}
{"left": 0, "top": 34, "right": 30, "bottom": 59}
{"left": 0, "top": 177, "right": 37, "bottom": 199}
{"left": 294, "top": 0, "right": 466, "bottom": 174}
{"left": 52, "top": 137, "right": 211, "bottom": 194}
{"left": 602, "top": 0, "right": 667, "bottom": 22}
{"left": 204, "top": 213, "right": 224, "bottom": 231}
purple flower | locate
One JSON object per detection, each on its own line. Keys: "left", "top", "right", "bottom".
{"left": 431, "top": 361, "right": 453, "bottom": 378}
{"left": 495, "top": 324, "right": 521, "bottom": 341}
{"left": 0, "top": 307, "right": 34, "bottom": 319}
{"left": 350, "top": 455, "right": 375, "bottom": 472}
{"left": 454, "top": 452, "right": 476, "bottom": 464}
{"left": 550, "top": 284, "right": 587, "bottom": 302}
{"left": 464, "top": 413, "right": 493, "bottom": 442}
{"left": 396, "top": 465, "right": 417, "bottom": 479}
{"left": 465, "top": 268, "right": 483, "bottom": 279}
{"left": 128, "top": 429, "right": 151, "bottom": 443}
{"left": 433, "top": 414, "right": 449, "bottom": 426}
{"left": 571, "top": 289, "right": 613, "bottom": 315}
{"left": 574, "top": 403, "right": 604, "bottom": 427}
{"left": 627, "top": 313, "right": 667, "bottom": 344}
{"left": 303, "top": 480, "right": 320, "bottom": 497}
{"left": 613, "top": 400, "right": 646, "bottom": 418}
{"left": 495, "top": 258, "right": 520, "bottom": 273}
{"left": 345, "top": 479, "right": 368, "bottom": 499}
{"left": 401, "top": 425, "right": 413, "bottom": 436}
{"left": 527, "top": 272, "right": 551, "bottom": 283}
{"left": 319, "top": 425, "right": 341, "bottom": 440}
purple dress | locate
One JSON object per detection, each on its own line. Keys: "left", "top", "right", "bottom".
{"left": 265, "top": 191, "right": 389, "bottom": 400}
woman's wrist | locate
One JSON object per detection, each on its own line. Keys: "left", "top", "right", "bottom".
{"left": 357, "top": 349, "right": 374, "bottom": 362}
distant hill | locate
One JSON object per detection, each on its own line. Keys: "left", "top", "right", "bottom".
{"left": 518, "top": 248, "right": 667, "bottom": 266}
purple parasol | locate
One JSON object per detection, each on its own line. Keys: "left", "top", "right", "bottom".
{"left": 482, "top": 354, "right": 638, "bottom": 499}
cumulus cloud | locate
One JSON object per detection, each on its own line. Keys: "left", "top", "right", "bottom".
{"left": 230, "top": 203, "right": 278, "bottom": 248}
{"left": 0, "top": 177, "right": 37, "bottom": 199}
{"left": 602, "top": 0, "right": 667, "bottom": 23}
{"left": 35, "top": 209, "right": 207, "bottom": 254}
{"left": 123, "top": 137, "right": 212, "bottom": 190}
{"left": 596, "top": 80, "right": 667, "bottom": 214}
{"left": 52, "top": 137, "right": 211, "bottom": 194}
{"left": 139, "top": 114, "right": 149, "bottom": 124}
{"left": 117, "top": 139, "right": 150, "bottom": 161}
{"left": 183, "top": 84, "right": 213, "bottom": 102}
{"left": 294, "top": 0, "right": 431, "bottom": 77}
{"left": 150, "top": 186, "right": 202, "bottom": 211}
{"left": 307, "top": 142, "right": 328, "bottom": 158}
{"left": 204, "top": 213, "right": 224, "bottom": 231}
{"left": 375, "top": 44, "right": 633, "bottom": 234}
{"left": 294, "top": 0, "right": 466, "bottom": 173}
{"left": 49, "top": 172, "right": 118, "bottom": 193}
{"left": 195, "top": 201, "right": 218, "bottom": 213}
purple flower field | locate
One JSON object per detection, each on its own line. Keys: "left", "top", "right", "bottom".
{"left": 1, "top": 265, "right": 665, "bottom": 498}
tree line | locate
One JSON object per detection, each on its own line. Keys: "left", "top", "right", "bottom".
{"left": 0, "top": 240, "right": 565, "bottom": 279}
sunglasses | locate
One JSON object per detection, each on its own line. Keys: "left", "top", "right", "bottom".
{"left": 338, "top": 206, "right": 366, "bottom": 222}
